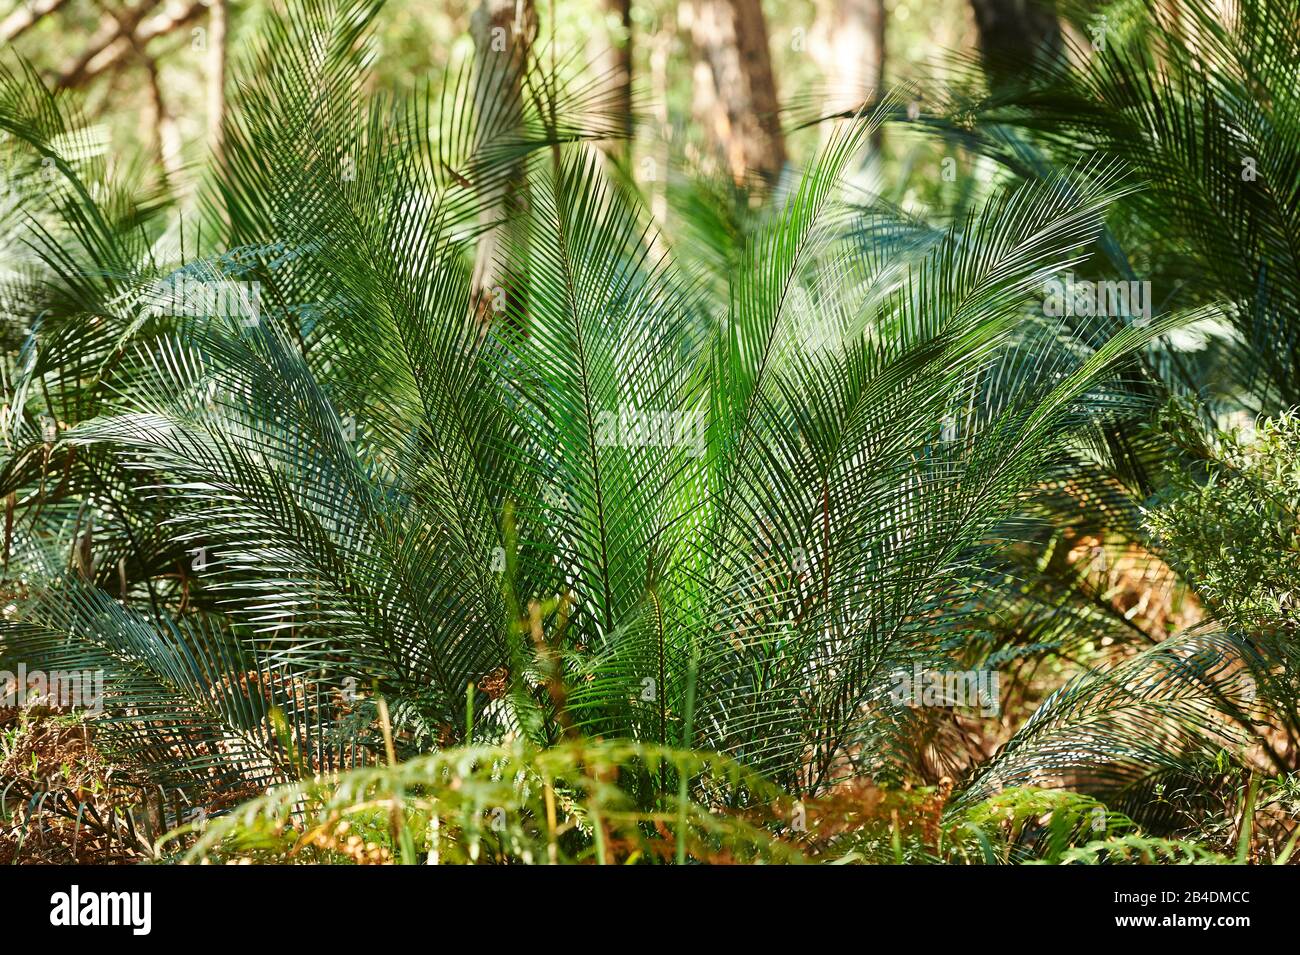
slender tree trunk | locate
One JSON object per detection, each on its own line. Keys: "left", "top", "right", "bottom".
{"left": 825, "top": 0, "right": 885, "bottom": 148}
{"left": 691, "top": 0, "right": 786, "bottom": 183}
{"left": 648, "top": 23, "right": 671, "bottom": 224}
{"left": 595, "top": 0, "right": 633, "bottom": 150}
{"left": 147, "top": 62, "right": 184, "bottom": 182}
{"left": 967, "top": 0, "right": 1060, "bottom": 87}
{"left": 687, "top": 2, "right": 720, "bottom": 152}
{"left": 109, "top": 2, "right": 186, "bottom": 183}
{"left": 206, "top": 0, "right": 227, "bottom": 167}
{"left": 471, "top": 0, "right": 537, "bottom": 314}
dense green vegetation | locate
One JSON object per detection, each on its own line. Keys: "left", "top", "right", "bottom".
{"left": 0, "top": 0, "right": 1297, "bottom": 864}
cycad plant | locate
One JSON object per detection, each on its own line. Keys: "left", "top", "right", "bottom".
{"left": 0, "top": 0, "right": 1291, "bottom": 864}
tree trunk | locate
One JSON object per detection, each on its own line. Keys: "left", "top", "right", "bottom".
{"left": 144, "top": 57, "right": 184, "bottom": 182}
{"left": 471, "top": 0, "right": 537, "bottom": 314}
{"left": 207, "top": 0, "right": 227, "bottom": 166}
{"left": 647, "top": 22, "right": 672, "bottom": 224}
{"left": 595, "top": 0, "right": 633, "bottom": 150}
{"left": 691, "top": 0, "right": 786, "bottom": 183}
{"left": 967, "top": 0, "right": 1060, "bottom": 87}
{"left": 826, "top": 0, "right": 885, "bottom": 148}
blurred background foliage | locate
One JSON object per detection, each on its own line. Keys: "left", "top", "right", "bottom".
{"left": 1, "top": 0, "right": 977, "bottom": 208}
